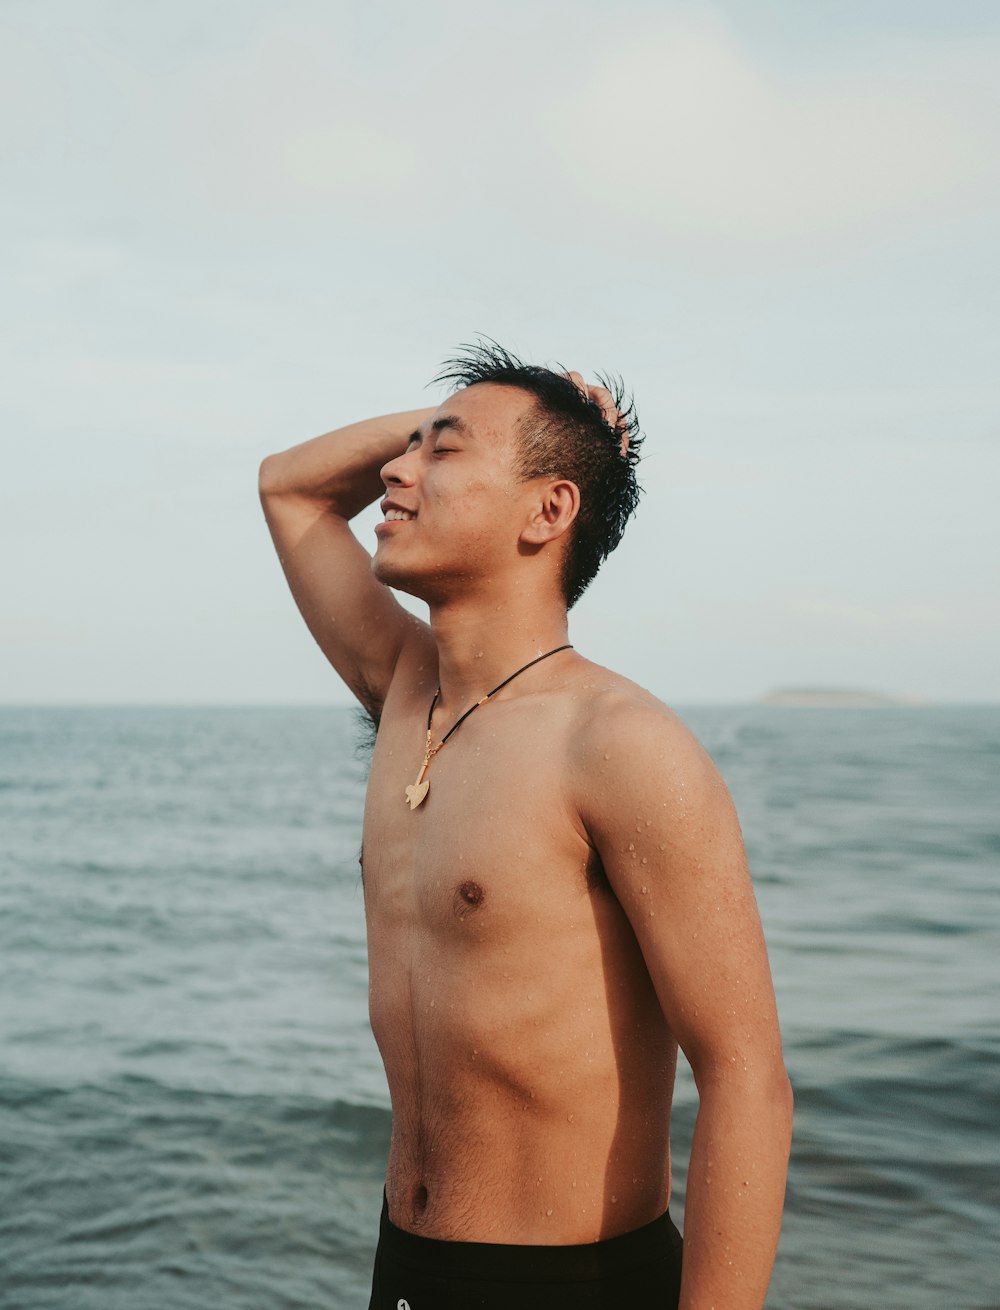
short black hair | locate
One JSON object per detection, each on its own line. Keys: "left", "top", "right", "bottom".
{"left": 431, "top": 336, "right": 644, "bottom": 608}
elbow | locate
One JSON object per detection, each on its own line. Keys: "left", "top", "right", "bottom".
{"left": 775, "top": 1065, "right": 795, "bottom": 1131}
{"left": 693, "top": 1056, "right": 795, "bottom": 1125}
{"left": 258, "top": 453, "right": 284, "bottom": 499}
{"left": 757, "top": 1058, "right": 794, "bottom": 1120}
{"left": 762, "top": 1063, "right": 795, "bottom": 1155}
{"left": 777, "top": 1069, "right": 795, "bottom": 1162}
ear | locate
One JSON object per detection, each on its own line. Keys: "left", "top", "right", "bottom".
{"left": 519, "top": 479, "right": 581, "bottom": 547}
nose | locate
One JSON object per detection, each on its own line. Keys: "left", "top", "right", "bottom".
{"left": 380, "top": 446, "right": 417, "bottom": 488}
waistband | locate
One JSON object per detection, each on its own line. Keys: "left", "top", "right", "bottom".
{"left": 378, "top": 1192, "right": 683, "bottom": 1283}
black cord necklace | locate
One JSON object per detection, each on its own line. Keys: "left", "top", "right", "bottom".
{"left": 404, "top": 644, "right": 573, "bottom": 809}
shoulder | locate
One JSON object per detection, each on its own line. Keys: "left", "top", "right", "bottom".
{"left": 567, "top": 665, "right": 717, "bottom": 787}
{"left": 565, "top": 667, "right": 734, "bottom": 836}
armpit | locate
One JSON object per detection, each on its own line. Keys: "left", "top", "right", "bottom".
{"left": 585, "top": 847, "right": 611, "bottom": 895}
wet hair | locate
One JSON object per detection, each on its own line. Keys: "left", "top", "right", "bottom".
{"left": 431, "top": 336, "right": 645, "bottom": 608}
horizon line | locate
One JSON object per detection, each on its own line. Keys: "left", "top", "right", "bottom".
{"left": 2, "top": 698, "right": 999, "bottom": 710}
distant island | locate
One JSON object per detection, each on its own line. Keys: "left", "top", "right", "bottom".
{"left": 759, "top": 687, "right": 924, "bottom": 707}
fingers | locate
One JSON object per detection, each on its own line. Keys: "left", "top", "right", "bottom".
{"left": 564, "top": 370, "right": 612, "bottom": 418}
{"left": 591, "top": 385, "right": 619, "bottom": 427}
{"left": 563, "top": 371, "right": 626, "bottom": 452}
{"left": 588, "top": 382, "right": 622, "bottom": 432}
{"left": 565, "top": 370, "right": 588, "bottom": 402}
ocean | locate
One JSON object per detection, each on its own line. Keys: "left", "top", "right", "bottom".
{"left": 1, "top": 704, "right": 997, "bottom": 1309}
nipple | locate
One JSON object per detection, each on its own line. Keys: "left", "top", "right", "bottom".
{"left": 454, "top": 879, "right": 486, "bottom": 917}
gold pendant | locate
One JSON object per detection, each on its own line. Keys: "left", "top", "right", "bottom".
{"left": 404, "top": 733, "right": 438, "bottom": 810}
{"left": 405, "top": 779, "right": 429, "bottom": 809}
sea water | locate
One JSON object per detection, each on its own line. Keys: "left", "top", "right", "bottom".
{"left": 1, "top": 705, "right": 997, "bottom": 1309}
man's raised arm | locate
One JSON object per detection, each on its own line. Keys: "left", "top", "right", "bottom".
{"left": 258, "top": 408, "right": 436, "bottom": 716}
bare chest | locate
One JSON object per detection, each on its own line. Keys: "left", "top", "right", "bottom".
{"left": 361, "top": 705, "right": 598, "bottom": 945}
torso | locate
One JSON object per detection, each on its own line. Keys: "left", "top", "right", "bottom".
{"left": 361, "top": 644, "right": 678, "bottom": 1243}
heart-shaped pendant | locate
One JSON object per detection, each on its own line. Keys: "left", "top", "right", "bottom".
{"left": 405, "top": 780, "right": 429, "bottom": 809}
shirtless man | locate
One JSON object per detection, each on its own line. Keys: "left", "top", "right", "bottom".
{"left": 259, "top": 340, "right": 793, "bottom": 1309}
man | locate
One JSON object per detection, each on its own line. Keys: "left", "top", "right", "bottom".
{"left": 259, "top": 339, "right": 793, "bottom": 1309}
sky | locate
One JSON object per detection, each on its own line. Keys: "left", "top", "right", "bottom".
{"left": 2, "top": 0, "right": 998, "bottom": 705}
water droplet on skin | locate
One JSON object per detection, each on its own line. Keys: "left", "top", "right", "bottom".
{"left": 641, "top": 857, "right": 648, "bottom": 864}
{"left": 603, "top": 753, "right": 610, "bottom": 760}
{"left": 546, "top": 1208, "right": 553, "bottom": 1216}
{"left": 641, "top": 886, "right": 648, "bottom": 894}
{"left": 627, "top": 842, "right": 635, "bottom": 851}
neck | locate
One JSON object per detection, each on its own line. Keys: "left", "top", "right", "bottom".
{"left": 428, "top": 592, "right": 570, "bottom": 716}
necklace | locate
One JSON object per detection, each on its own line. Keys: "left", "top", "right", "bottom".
{"left": 404, "top": 644, "right": 573, "bottom": 809}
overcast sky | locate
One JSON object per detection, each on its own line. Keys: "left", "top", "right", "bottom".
{"left": 3, "top": 0, "right": 998, "bottom": 705}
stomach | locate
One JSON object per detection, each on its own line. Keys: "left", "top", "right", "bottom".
{"left": 368, "top": 922, "right": 678, "bottom": 1243}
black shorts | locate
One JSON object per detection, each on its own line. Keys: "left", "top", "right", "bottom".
{"left": 368, "top": 1192, "right": 683, "bottom": 1309}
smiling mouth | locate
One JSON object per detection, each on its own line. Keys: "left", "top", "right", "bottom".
{"left": 383, "top": 509, "right": 416, "bottom": 521}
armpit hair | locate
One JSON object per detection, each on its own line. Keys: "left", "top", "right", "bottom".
{"left": 351, "top": 673, "right": 382, "bottom": 769}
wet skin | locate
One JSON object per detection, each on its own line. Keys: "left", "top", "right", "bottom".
{"left": 260, "top": 381, "right": 791, "bottom": 1296}
{"left": 362, "top": 646, "right": 680, "bottom": 1244}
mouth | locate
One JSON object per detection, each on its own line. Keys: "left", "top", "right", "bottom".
{"left": 374, "top": 504, "right": 417, "bottom": 538}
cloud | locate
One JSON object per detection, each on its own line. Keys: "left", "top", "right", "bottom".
{"left": 167, "top": 23, "right": 418, "bottom": 222}
{"left": 543, "top": 10, "right": 1000, "bottom": 252}
{"left": 6, "top": 1, "right": 995, "bottom": 260}
{"left": 786, "top": 593, "right": 951, "bottom": 632}
{"left": 156, "top": 4, "right": 1000, "bottom": 259}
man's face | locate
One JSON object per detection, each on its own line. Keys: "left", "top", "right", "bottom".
{"left": 372, "top": 383, "right": 540, "bottom": 603}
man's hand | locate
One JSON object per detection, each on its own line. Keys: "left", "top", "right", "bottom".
{"left": 564, "top": 370, "right": 629, "bottom": 456}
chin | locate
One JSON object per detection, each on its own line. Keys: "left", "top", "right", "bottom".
{"left": 374, "top": 554, "right": 466, "bottom": 608}
{"left": 372, "top": 553, "right": 431, "bottom": 600}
